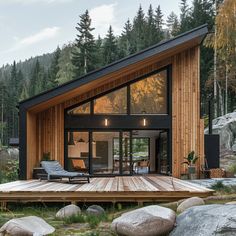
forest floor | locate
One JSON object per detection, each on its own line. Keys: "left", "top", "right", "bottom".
{"left": 1, "top": 191, "right": 236, "bottom": 236}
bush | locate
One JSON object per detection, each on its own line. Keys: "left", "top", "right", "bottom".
{"left": 228, "top": 163, "right": 236, "bottom": 174}
{"left": 0, "top": 159, "right": 19, "bottom": 183}
{"left": 211, "top": 181, "right": 231, "bottom": 193}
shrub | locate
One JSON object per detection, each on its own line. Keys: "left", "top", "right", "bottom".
{"left": 211, "top": 181, "right": 231, "bottom": 193}
{"left": 0, "top": 159, "right": 19, "bottom": 183}
{"left": 228, "top": 163, "right": 236, "bottom": 174}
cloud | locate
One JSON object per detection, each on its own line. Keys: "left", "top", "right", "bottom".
{"left": 4, "top": 27, "right": 60, "bottom": 53}
{"left": 90, "top": 3, "right": 120, "bottom": 37}
{"left": 20, "top": 27, "right": 60, "bottom": 46}
{"left": 0, "top": 0, "right": 73, "bottom": 5}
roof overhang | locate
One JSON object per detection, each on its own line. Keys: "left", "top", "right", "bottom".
{"left": 19, "top": 24, "right": 208, "bottom": 113}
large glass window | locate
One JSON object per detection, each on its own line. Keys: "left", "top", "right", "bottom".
{"left": 94, "top": 87, "right": 127, "bottom": 114}
{"left": 67, "top": 68, "right": 168, "bottom": 115}
{"left": 130, "top": 70, "right": 167, "bottom": 114}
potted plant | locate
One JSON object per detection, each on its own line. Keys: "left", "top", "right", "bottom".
{"left": 182, "top": 151, "right": 198, "bottom": 179}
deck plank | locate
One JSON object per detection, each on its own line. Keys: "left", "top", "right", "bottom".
{"left": 0, "top": 176, "right": 214, "bottom": 203}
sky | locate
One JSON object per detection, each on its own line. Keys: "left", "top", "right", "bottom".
{"left": 0, "top": 0, "right": 192, "bottom": 67}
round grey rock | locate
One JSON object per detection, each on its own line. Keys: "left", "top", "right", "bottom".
{"left": 56, "top": 204, "right": 81, "bottom": 219}
{"left": 111, "top": 205, "right": 176, "bottom": 236}
{"left": 177, "top": 197, "right": 205, "bottom": 213}
{"left": 226, "top": 201, "right": 236, "bottom": 205}
{"left": 0, "top": 216, "right": 55, "bottom": 236}
{"left": 86, "top": 205, "right": 105, "bottom": 216}
{"left": 170, "top": 204, "right": 236, "bottom": 236}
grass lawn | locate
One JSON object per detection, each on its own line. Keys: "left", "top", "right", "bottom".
{"left": 0, "top": 202, "right": 139, "bottom": 236}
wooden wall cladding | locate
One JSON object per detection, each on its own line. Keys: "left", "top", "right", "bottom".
{"left": 26, "top": 45, "right": 204, "bottom": 179}
{"left": 172, "top": 46, "right": 204, "bottom": 178}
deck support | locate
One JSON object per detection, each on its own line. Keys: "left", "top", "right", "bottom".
{"left": 0, "top": 201, "right": 7, "bottom": 211}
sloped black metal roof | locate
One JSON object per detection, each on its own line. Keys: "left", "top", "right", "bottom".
{"left": 19, "top": 24, "right": 208, "bottom": 109}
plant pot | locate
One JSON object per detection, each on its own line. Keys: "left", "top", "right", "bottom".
{"left": 188, "top": 166, "right": 196, "bottom": 174}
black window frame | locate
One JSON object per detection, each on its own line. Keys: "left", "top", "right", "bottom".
{"left": 65, "top": 65, "right": 170, "bottom": 116}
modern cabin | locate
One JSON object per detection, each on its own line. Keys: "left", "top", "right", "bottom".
{"left": 18, "top": 24, "right": 208, "bottom": 180}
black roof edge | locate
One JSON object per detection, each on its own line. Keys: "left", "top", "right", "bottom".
{"left": 19, "top": 24, "right": 208, "bottom": 109}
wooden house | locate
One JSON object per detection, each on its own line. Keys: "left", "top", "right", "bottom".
{"left": 18, "top": 24, "right": 208, "bottom": 181}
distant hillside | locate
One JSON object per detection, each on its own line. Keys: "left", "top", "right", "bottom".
{"left": 0, "top": 52, "right": 54, "bottom": 82}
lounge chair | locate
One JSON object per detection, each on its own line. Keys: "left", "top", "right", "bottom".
{"left": 41, "top": 161, "right": 90, "bottom": 183}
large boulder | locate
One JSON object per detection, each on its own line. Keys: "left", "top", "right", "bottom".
{"left": 0, "top": 216, "right": 55, "bottom": 236}
{"left": 111, "top": 205, "right": 176, "bottom": 236}
{"left": 86, "top": 205, "right": 105, "bottom": 216}
{"left": 177, "top": 197, "right": 205, "bottom": 213}
{"left": 205, "top": 111, "right": 236, "bottom": 154}
{"left": 170, "top": 204, "right": 236, "bottom": 236}
{"left": 56, "top": 204, "right": 81, "bottom": 219}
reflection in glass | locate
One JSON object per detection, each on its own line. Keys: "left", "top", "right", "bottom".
{"left": 67, "top": 102, "right": 90, "bottom": 115}
{"left": 92, "top": 132, "right": 120, "bottom": 174}
{"left": 130, "top": 70, "right": 167, "bottom": 114}
{"left": 94, "top": 87, "right": 127, "bottom": 114}
{"left": 122, "top": 132, "right": 131, "bottom": 174}
{"left": 67, "top": 132, "right": 89, "bottom": 172}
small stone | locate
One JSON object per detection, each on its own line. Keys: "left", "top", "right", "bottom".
{"left": 56, "top": 204, "right": 81, "bottom": 219}
{"left": 86, "top": 205, "right": 105, "bottom": 216}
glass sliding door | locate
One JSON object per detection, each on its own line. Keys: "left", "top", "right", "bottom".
{"left": 121, "top": 132, "right": 132, "bottom": 174}
{"left": 157, "top": 131, "right": 169, "bottom": 175}
{"left": 92, "top": 132, "right": 120, "bottom": 174}
{"left": 67, "top": 131, "right": 89, "bottom": 172}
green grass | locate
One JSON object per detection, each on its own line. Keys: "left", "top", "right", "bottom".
{"left": 210, "top": 181, "right": 236, "bottom": 194}
{"left": 3, "top": 198, "right": 236, "bottom": 235}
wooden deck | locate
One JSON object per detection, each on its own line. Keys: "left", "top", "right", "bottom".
{"left": 0, "top": 176, "right": 214, "bottom": 204}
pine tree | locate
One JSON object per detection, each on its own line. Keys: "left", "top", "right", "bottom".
{"left": 72, "top": 10, "right": 96, "bottom": 77}
{"left": 95, "top": 35, "right": 104, "bottom": 68}
{"left": 48, "top": 46, "right": 61, "bottom": 89}
{"left": 166, "top": 12, "right": 180, "bottom": 37}
{"left": 103, "top": 26, "right": 118, "bottom": 64}
{"left": 0, "top": 80, "right": 7, "bottom": 145}
{"left": 155, "top": 5, "right": 165, "bottom": 42}
{"left": 7, "top": 61, "right": 18, "bottom": 139}
{"left": 179, "top": 0, "right": 191, "bottom": 33}
{"left": 119, "top": 19, "right": 134, "bottom": 57}
{"left": 132, "top": 5, "right": 147, "bottom": 52}
{"left": 19, "top": 81, "right": 29, "bottom": 101}
{"left": 145, "top": 5, "right": 158, "bottom": 47}
{"left": 189, "top": 0, "right": 215, "bottom": 116}
{"left": 29, "top": 59, "right": 44, "bottom": 96}
{"left": 56, "top": 43, "right": 76, "bottom": 85}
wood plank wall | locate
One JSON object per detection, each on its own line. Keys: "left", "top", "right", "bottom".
{"left": 26, "top": 46, "right": 204, "bottom": 179}
{"left": 172, "top": 46, "right": 204, "bottom": 178}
